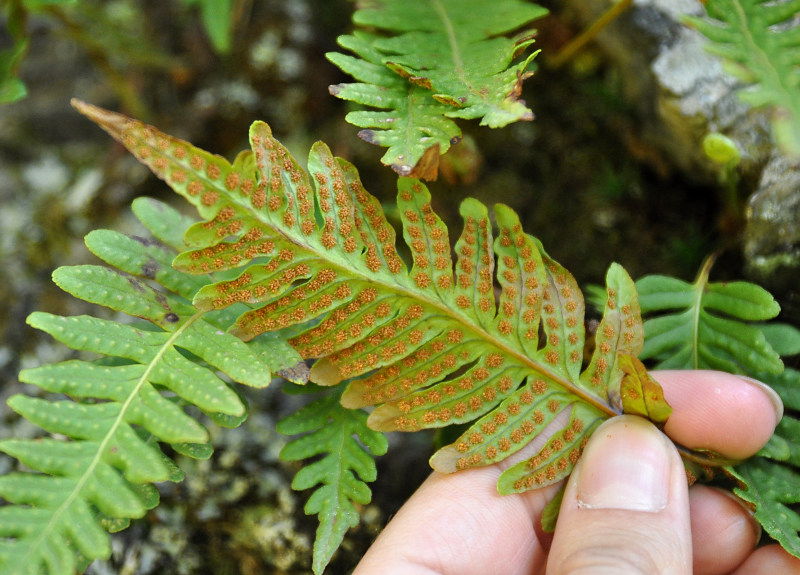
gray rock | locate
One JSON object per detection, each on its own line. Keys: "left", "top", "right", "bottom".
{"left": 745, "top": 153, "right": 800, "bottom": 288}
{"left": 561, "top": 0, "right": 799, "bottom": 283}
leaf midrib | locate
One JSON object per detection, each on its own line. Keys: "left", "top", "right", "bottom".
{"left": 257, "top": 211, "right": 616, "bottom": 418}
{"left": 431, "top": 0, "right": 470, "bottom": 93}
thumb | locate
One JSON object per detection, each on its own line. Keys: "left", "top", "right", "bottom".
{"left": 547, "top": 415, "right": 691, "bottom": 575}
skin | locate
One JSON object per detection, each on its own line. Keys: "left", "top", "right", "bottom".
{"left": 353, "top": 370, "right": 800, "bottom": 575}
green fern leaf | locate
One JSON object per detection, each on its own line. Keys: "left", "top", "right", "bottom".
{"left": 277, "top": 384, "right": 388, "bottom": 575}
{"left": 636, "top": 255, "right": 782, "bottom": 373}
{"left": 761, "top": 322, "right": 800, "bottom": 357}
{"left": 728, "top": 455, "right": 800, "bottom": 558}
{"left": 71, "top": 100, "right": 678, "bottom": 507}
{"left": 328, "top": 31, "right": 462, "bottom": 180}
{"left": 685, "top": 0, "right": 800, "bottom": 154}
{"left": 0, "top": 193, "right": 304, "bottom": 573}
{"left": 328, "top": 0, "right": 547, "bottom": 178}
{"left": 639, "top": 259, "right": 800, "bottom": 558}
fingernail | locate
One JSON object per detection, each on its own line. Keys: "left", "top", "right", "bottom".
{"left": 576, "top": 416, "right": 672, "bottom": 512}
{"left": 738, "top": 376, "right": 784, "bottom": 424}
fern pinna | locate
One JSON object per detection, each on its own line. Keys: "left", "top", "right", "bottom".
{"left": 328, "top": 0, "right": 547, "bottom": 179}
{"left": 0, "top": 193, "right": 312, "bottom": 574}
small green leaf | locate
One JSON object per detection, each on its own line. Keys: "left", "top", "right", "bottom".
{"left": 703, "top": 133, "right": 741, "bottom": 165}
{"left": 178, "top": 0, "right": 234, "bottom": 54}
{"left": 0, "top": 21, "right": 28, "bottom": 104}
{"left": 85, "top": 228, "right": 208, "bottom": 300}
{"left": 171, "top": 442, "right": 214, "bottom": 459}
{"left": 541, "top": 485, "right": 565, "bottom": 533}
{"left": 278, "top": 388, "right": 388, "bottom": 575}
{"left": 328, "top": 0, "right": 546, "bottom": 177}
{"left": 131, "top": 197, "right": 199, "bottom": 251}
{"left": 760, "top": 323, "right": 800, "bottom": 357}
{"left": 730, "top": 458, "right": 800, "bottom": 558}
{"left": 0, "top": 74, "right": 26, "bottom": 104}
{"left": 704, "top": 281, "right": 780, "bottom": 321}
{"left": 760, "top": 432, "right": 792, "bottom": 462}
{"left": 637, "top": 256, "right": 783, "bottom": 374}
{"left": 765, "top": 367, "right": 800, "bottom": 412}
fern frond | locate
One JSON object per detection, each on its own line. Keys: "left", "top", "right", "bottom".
{"left": 636, "top": 254, "right": 782, "bottom": 373}
{"left": 277, "top": 384, "right": 388, "bottom": 575}
{"left": 685, "top": 0, "right": 800, "bottom": 154}
{"left": 731, "top": 323, "right": 800, "bottom": 558}
{"left": 328, "top": 0, "right": 547, "bottom": 178}
{"left": 0, "top": 197, "right": 302, "bottom": 574}
{"left": 728, "top": 437, "right": 800, "bottom": 558}
{"left": 639, "top": 259, "right": 800, "bottom": 558}
{"left": 328, "top": 31, "right": 462, "bottom": 180}
{"left": 72, "top": 100, "right": 679, "bottom": 510}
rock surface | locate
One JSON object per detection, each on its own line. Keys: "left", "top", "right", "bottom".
{"left": 560, "top": 0, "right": 799, "bottom": 284}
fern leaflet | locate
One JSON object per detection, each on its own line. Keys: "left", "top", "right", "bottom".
{"left": 734, "top": 326, "right": 800, "bottom": 558}
{"left": 277, "top": 383, "right": 388, "bottom": 574}
{"left": 638, "top": 256, "right": 800, "bottom": 558}
{"left": 636, "top": 254, "right": 782, "bottom": 374}
{"left": 0, "top": 197, "right": 301, "bottom": 574}
{"left": 728, "top": 419, "right": 800, "bottom": 558}
{"left": 328, "top": 0, "right": 547, "bottom": 178}
{"left": 685, "top": 0, "right": 800, "bottom": 154}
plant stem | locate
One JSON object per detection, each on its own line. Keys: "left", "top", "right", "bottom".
{"left": 547, "top": 0, "right": 633, "bottom": 69}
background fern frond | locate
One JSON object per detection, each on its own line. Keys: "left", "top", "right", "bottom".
{"left": 328, "top": 31, "right": 463, "bottom": 180}
{"left": 729, "top": 455, "right": 800, "bottom": 558}
{"left": 638, "top": 256, "right": 800, "bottom": 558}
{"left": 0, "top": 196, "right": 301, "bottom": 574}
{"left": 328, "top": 0, "right": 547, "bottom": 178}
{"left": 734, "top": 325, "right": 800, "bottom": 557}
{"left": 277, "top": 383, "right": 388, "bottom": 575}
{"left": 685, "top": 0, "right": 800, "bottom": 154}
{"left": 636, "top": 254, "right": 782, "bottom": 373}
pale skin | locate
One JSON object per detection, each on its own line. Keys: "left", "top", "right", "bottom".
{"left": 354, "top": 370, "right": 800, "bottom": 575}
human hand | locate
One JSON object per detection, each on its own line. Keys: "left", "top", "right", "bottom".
{"left": 353, "top": 371, "right": 800, "bottom": 575}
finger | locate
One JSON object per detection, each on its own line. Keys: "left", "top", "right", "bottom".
{"left": 354, "top": 371, "right": 780, "bottom": 575}
{"left": 730, "top": 544, "right": 800, "bottom": 574}
{"left": 353, "top": 465, "right": 561, "bottom": 575}
{"left": 688, "top": 485, "right": 760, "bottom": 575}
{"left": 654, "top": 371, "right": 782, "bottom": 460}
{"left": 547, "top": 416, "right": 692, "bottom": 575}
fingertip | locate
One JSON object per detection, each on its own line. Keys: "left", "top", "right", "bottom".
{"left": 654, "top": 371, "right": 781, "bottom": 460}
{"left": 731, "top": 544, "right": 800, "bottom": 574}
{"left": 689, "top": 485, "right": 759, "bottom": 575}
{"left": 547, "top": 416, "right": 692, "bottom": 574}
{"left": 354, "top": 466, "right": 557, "bottom": 575}
{"left": 571, "top": 416, "right": 675, "bottom": 512}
